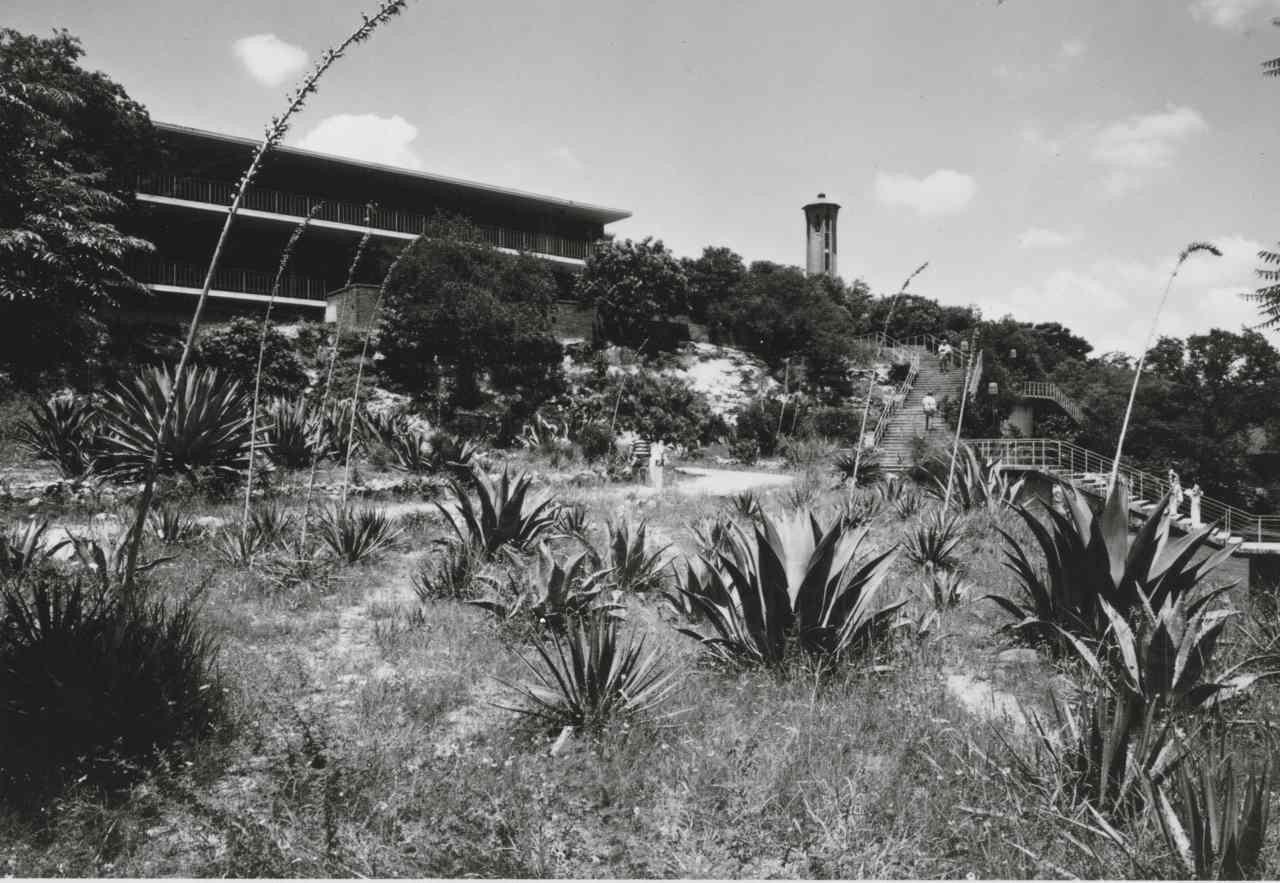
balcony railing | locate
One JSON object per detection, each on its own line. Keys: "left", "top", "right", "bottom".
{"left": 131, "top": 257, "right": 331, "bottom": 302}
{"left": 137, "top": 174, "right": 594, "bottom": 261}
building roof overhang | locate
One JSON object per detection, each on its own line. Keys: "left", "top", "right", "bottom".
{"left": 155, "top": 121, "right": 632, "bottom": 226}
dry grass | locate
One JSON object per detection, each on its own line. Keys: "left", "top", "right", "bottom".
{"left": 0, "top": 446, "right": 1276, "bottom": 878}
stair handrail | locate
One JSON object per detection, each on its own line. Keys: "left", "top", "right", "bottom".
{"left": 1014, "top": 381, "right": 1087, "bottom": 424}
{"left": 871, "top": 352, "right": 921, "bottom": 448}
{"left": 966, "top": 437, "right": 1280, "bottom": 543}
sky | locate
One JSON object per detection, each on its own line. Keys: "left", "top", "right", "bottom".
{"left": 8, "top": 0, "right": 1280, "bottom": 356}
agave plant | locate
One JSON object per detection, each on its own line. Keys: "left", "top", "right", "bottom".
{"left": 668, "top": 510, "right": 903, "bottom": 667}
{"left": 986, "top": 484, "right": 1235, "bottom": 654}
{"left": 903, "top": 511, "right": 964, "bottom": 571}
{"left": 468, "top": 546, "right": 620, "bottom": 632}
{"left": 922, "top": 568, "right": 968, "bottom": 610}
{"left": 263, "top": 396, "right": 322, "bottom": 469}
{"left": 426, "top": 431, "right": 479, "bottom": 481}
{"left": 519, "top": 414, "right": 575, "bottom": 466}
{"left": 691, "top": 514, "right": 737, "bottom": 560}
{"left": 66, "top": 530, "right": 175, "bottom": 591}
{"left": 96, "top": 364, "right": 253, "bottom": 483}
{"left": 438, "top": 468, "right": 558, "bottom": 560}
{"left": 833, "top": 449, "right": 882, "bottom": 488}
{"left": 1011, "top": 683, "right": 1189, "bottom": 820}
{"left": 727, "top": 491, "right": 763, "bottom": 523}
{"left": 15, "top": 395, "right": 100, "bottom": 480}
{"left": 1150, "top": 754, "right": 1271, "bottom": 880}
{"left": 316, "top": 503, "right": 401, "bottom": 564}
{"left": 502, "top": 612, "right": 679, "bottom": 733}
{"left": 412, "top": 539, "right": 482, "bottom": 602}
{"left": 837, "top": 490, "right": 884, "bottom": 529}
{"left": 877, "top": 479, "right": 923, "bottom": 520}
{"left": 211, "top": 502, "right": 294, "bottom": 566}
{"left": 0, "top": 519, "right": 67, "bottom": 578}
{"left": 553, "top": 502, "right": 592, "bottom": 545}
{"left": 601, "top": 519, "right": 670, "bottom": 594}
{"left": 148, "top": 504, "right": 196, "bottom": 545}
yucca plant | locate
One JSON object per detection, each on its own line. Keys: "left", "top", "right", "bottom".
{"left": 502, "top": 612, "right": 679, "bottom": 734}
{"left": 601, "top": 519, "right": 670, "bottom": 594}
{"left": 0, "top": 519, "right": 66, "bottom": 578}
{"left": 316, "top": 503, "right": 401, "bottom": 564}
{"left": 903, "top": 510, "right": 964, "bottom": 571}
{"left": 669, "top": 510, "right": 902, "bottom": 668}
{"left": 66, "top": 531, "right": 175, "bottom": 591}
{"left": 986, "top": 484, "right": 1235, "bottom": 655}
{"left": 468, "top": 545, "right": 620, "bottom": 632}
{"left": 15, "top": 395, "right": 100, "bottom": 480}
{"left": 96, "top": 364, "right": 253, "bottom": 483}
{"left": 148, "top": 504, "right": 195, "bottom": 545}
{"left": 1150, "top": 754, "right": 1272, "bottom": 880}
{"left": 263, "top": 396, "right": 321, "bottom": 469}
{"left": 438, "top": 468, "right": 558, "bottom": 560}
{"left": 211, "top": 502, "right": 294, "bottom": 566}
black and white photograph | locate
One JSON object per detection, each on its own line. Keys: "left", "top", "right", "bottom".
{"left": 2, "top": 0, "right": 1280, "bottom": 877}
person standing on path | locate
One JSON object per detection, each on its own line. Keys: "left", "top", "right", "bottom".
{"left": 630, "top": 436, "right": 652, "bottom": 484}
{"left": 650, "top": 439, "right": 667, "bottom": 491}
{"left": 921, "top": 391, "right": 938, "bottom": 432}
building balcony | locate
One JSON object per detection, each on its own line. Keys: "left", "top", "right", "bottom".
{"left": 130, "top": 257, "right": 330, "bottom": 307}
{"left": 136, "top": 174, "right": 595, "bottom": 263}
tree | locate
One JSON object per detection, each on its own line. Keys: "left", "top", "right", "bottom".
{"left": 378, "top": 215, "right": 563, "bottom": 424}
{"left": 194, "top": 318, "right": 309, "bottom": 399}
{"left": 1250, "top": 241, "right": 1280, "bottom": 329}
{"left": 0, "top": 28, "right": 156, "bottom": 386}
{"left": 684, "top": 245, "right": 745, "bottom": 326}
{"left": 578, "top": 237, "right": 688, "bottom": 349}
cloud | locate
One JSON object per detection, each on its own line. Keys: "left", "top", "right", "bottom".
{"left": 1018, "top": 228, "right": 1078, "bottom": 249}
{"left": 232, "top": 34, "right": 308, "bottom": 87}
{"left": 874, "top": 169, "right": 977, "bottom": 217}
{"left": 1060, "top": 38, "right": 1088, "bottom": 59}
{"left": 997, "top": 235, "right": 1273, "bottom": 354}
{"left": 1189, "top": 0, "right": 1280, "bottom": 30}
{"left": 1089, "top": 105, "right": 1207, "bottom": 194}
{"left": 293, "top": 114, "right": 424, "bottom": 170}
{"left": 1021, "top": 125, "right": 1065, "bottom": 157}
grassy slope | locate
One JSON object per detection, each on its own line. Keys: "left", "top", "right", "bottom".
{"left": 0, "top": 452, "right": 1275, "bottom": 878}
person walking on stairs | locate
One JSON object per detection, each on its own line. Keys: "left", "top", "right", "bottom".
{"left": 921, "top": 391, "right": 938, "bottom": 432}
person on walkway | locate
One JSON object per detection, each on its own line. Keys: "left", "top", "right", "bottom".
{"left": 1168, "top": 469, "right": 1183, "bottom": 518}
{"left": 1187, "top": 483, "right": 1204, "bottom": 527}
{"left": 921, "top": 391, "right": 938, "bottom": 432}
{"left": 630, "top": 436, "right": 652, "bottom": 483}
{"left": 937, "top": 341, "right": 953, "bottom": 371}
{"left": 650, "top": 439, "right": 667, "bottom": 491}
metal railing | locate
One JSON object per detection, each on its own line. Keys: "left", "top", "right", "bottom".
{"left": 137, "top": 174, "right": 595, "bottom": 261}
{"left": 1015, "top": 381, "right": 1087, "bottom": 423}
{"left": 967, "top": 437, "right": 1280, "bottom": 543}
{"left": 131, "top": 257, "right": 332, "bottom": 302}
{"left": 871, "top": 353, "right": 921, "bottom": 448}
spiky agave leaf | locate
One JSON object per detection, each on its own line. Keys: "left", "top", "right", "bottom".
{"left": 605, "top": 519, "right": 670, "bottom": 594}
{"left": 316, "top": 503, "right": 401, "bottom": 564}
{"left": 903, "top": 510, "right": 963, "bottom": 571}
{"left": 15, "top": 395, "right": 100, "bottom": 480}
{"left": 0, "top": 519, "right": 67, "bottom": 578}
{"left": 467, "top": 544, "right": 619, "bottom": 631}
{"left": 437, "top": 468, "right": 558, "bottom": 559}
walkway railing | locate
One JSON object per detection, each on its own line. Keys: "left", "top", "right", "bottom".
{"left": 1015, "top": 381, "right": 1086, "bottom": 423}
{"left": 871, "top": 354, "right": 920, "bottom": 448}
{"left": 968, "top": 437, "right": 1280, "bottom": 542}
{"left": 137, "top": 174, "right": 595, "bottom": 261}
{"left": 131, "top": 257, "right": 332, "bottom": 302}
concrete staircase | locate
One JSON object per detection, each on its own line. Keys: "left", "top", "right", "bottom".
{"left": 876, "top": 348, "right": 968, "bottom": 470}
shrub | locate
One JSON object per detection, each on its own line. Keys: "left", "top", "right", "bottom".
{"left": 316, "top": 504, "right": 401, "bottom": 565}
{"left": 668, "top": 510, "right": 902, "bottom": 668}
{"left": 0, "top": 572, "right": 224, "bottom": 805}
{"left": 733, "top": 397, "right": 808, "bottom": 458}
{"left": 578, "top": 237, "right": 689, "bottom": 350}
{"left": 575, "top": 421, "right": 614, "bottom": 463}
{"left": 605, "top": 369, "right": 723, "bottom": 451}
{"left": 810, "top": 404, "right": 864, "bottom": 444}
{"left": 15, "top": 395, "right": 99, "bottom": 479}
{"left": 438, "top": 468, "right": 558, "bottom": 559}
{"left": 780, "top": 436, "right": 836, "bottom": 469}
{"left": 729, "top": 436, "right": 760, "bottom": 465}
{"left": 194, "top": 317, "right": 308, "bottom": 399}
{"left": 503, "top": 612, "right": 679, "bottom": 734}
{"left": 833, "top": 449, "right": 883, "bottom": 487}
{"left": 96, "top": 364, "right": 252, "bottom": 483}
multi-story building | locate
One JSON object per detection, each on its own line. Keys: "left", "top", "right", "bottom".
{"left": 123, "top": 122, "right": 631, "bottom": 322}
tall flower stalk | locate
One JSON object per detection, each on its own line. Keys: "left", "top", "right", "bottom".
{"left": 340, "top": 244, "right": 412, "bottom": 502}
{"left": 1107, "top": 242, "right": 1221, "bottom": 497}
{"left": 300, "top": 212, "right": 375, "bottom": 548}
{"left": 241, "top": 206, "right": 323, "bottom": 544}
{"left": 851, "top": 262, "right": 929, "bottom": 485}
{"left": 943, "top": 332, "right": 978, "bottom": 511}
{"left": 121, "top": 0, "right": 412, "bottom": 589}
